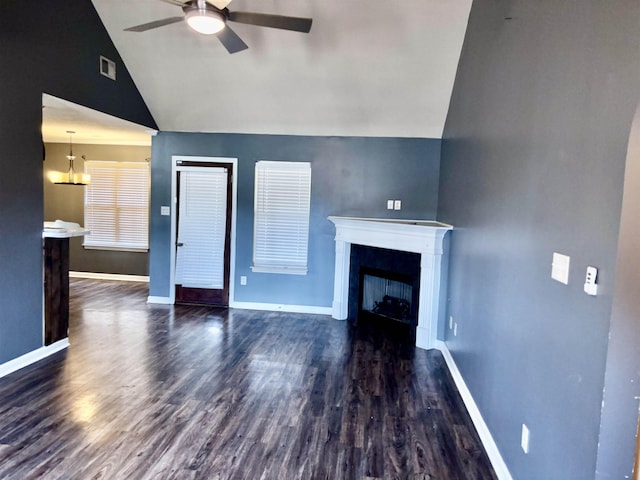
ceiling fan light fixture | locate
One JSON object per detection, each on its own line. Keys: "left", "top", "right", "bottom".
{"left": 185, "top": 7, "right": 225, "bottom": 35}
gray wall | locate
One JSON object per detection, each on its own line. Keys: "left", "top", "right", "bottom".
{"left": 44, "top": 143, "right": 151, "bottom": 276}
{"left": 150, "top": 132, "right": 441, "bottom": 306}
{"left": 0, "top": 0, "right": 155, "bottom": 364}
{"left": 438, "top": 1, "right": 640, "bottom": 479}
{"left": 595, "top": 102, "right": 640, "bottom": 479}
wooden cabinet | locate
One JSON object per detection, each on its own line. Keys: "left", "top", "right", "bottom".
{"left": 43, "top": 237, "right": 70, "bottom": 345}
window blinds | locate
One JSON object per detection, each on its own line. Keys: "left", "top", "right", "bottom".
{"left": 83, "top": 161, "right": 150, "bottom": 251}
{"left": 252, "top": 161, "right": 311, "bottom": 275}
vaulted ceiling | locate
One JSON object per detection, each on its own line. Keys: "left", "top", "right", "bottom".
{"left": 91, "top": 0, "right": 471, "bottom": 139}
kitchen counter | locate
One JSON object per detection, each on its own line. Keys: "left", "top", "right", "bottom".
{"left": 43, "top": 221, "right": 89, "bottom": 238}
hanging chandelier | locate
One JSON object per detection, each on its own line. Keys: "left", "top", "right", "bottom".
{"left": 48, "top": 131, "right": 90, "bottom": 185}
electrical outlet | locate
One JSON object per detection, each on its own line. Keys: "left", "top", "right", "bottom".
{"left": 521, "top": 424, "right": 530, "bottom": 454}
{"left": 449, "top": 316, "right": 454, "bottom": 330}
{"left": 240, "top": 276, "right": 247, "bottom": 285}
{"left": 387, "top": 200, "right": 394, "bottom": 210}
{"left": 453, "top": 323, "right": 458, "bottom": 337}
{"left": 584, "top": 266, "right": 598, "bottom": 296}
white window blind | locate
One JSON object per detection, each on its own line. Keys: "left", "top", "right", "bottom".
{"left": 252, "top": 161, "right": 311, "bottom": 275}
{"left": 83, "top": 161, "right": 150, "bottom": 251}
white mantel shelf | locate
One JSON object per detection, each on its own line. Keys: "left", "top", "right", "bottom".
{"left": 328, "top": 216, "right": 453, "bottom": 350}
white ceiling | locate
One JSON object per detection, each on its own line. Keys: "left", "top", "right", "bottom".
{"left": 91, "top": 0, "right": 472, "bottom": 139}
{"left": 42, "top": 94, "right": 155, "bottom": 146}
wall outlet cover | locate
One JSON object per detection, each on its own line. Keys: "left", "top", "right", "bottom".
{"left": 521, "top": 424, "right": 530, "bottom": 454}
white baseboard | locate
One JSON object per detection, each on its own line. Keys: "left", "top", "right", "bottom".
{"left": 230, "top": 301, "right": 332, "bottom": 316}
{"left": 147, "top": 296, "right": 173, "bottom": 304}
{"left": 70, "top": 271, "right": 149, "bottom": 282}
{"left": 435, "top": 341, "right": 513, "bottom": 480}
{"left": 0, "top": 338, "right": 69, "bottom": 379}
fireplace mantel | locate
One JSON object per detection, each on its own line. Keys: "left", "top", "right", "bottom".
{"left": 328, "top": 216, "right": 452, "bottom": 349}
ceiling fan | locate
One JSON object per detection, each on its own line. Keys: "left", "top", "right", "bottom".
{"left": 124, "top": 0, "right": 313, "bottom": 54}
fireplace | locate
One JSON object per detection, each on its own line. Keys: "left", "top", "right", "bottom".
{"left": 349, "top": 244, "right": 420, "bottom": 339}
{"left": 329, "top": 216, "right": 452, "bottom": 350}
{"left": 361, "top": 269, "right": 413, "bottom": 323}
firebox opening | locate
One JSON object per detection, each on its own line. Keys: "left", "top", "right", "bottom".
{"left": 360, "top": 269, "right": 413, "bottom": 325}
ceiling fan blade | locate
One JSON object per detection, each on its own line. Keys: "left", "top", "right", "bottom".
{"left": 228, "top": 11, "right": 312, "bottom": 33}
{"left": 206, "top": 0, "right": 232, "bottom": 9}
{"left": 124, "top": 16, "right": 184, "bottom": 32}
{"left": 156, "top": 0, "right": 189, "bottom": 6}
{"left": 217, "top": 25, "right": 248, "bottom": 54}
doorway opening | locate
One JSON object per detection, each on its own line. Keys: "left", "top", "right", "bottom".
{"left": 170, "top": 156, "right": 238, "bottom": 307}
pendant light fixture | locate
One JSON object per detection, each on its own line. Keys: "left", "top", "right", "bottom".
{"left": 48, "top": 131, "right": 90, "bottom": 185}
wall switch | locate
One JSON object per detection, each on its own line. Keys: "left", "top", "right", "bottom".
{"left": 160, "top": 206, "right": 170, "bottom": 216}
{"left": 453, "top": 323, "right": 458, "bottom": 337}
{"left": 394, "top": 200, "right": 402, "bottom": 210}
{"left": 240, "top": 276, "right": 247, "bottom": 286}
{"left": 521, "top": 424, "right": 530, "bottom": 454}
{"left": 387, "top": 200, "right": 394, "bottom": 210}
{"left": 584, "top": 266, "right": 598, "bottom": 296}
{"left": 449, "top": 316, "right": 454, "bottom": 330}
{"left": 551, "top": 252, "right": 570, "bottom": 285}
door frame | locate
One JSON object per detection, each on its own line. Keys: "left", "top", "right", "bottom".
{"left": 170, "top": 155, "right": 238, "bottom": 305}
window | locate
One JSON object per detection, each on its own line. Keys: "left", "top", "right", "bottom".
{"left": 252, "top": 161, "right": 311, "bottom": 275}
{"left": 83, "top": 161, "right": 150, "bottom": 251}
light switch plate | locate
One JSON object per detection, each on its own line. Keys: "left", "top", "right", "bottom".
{"left": 551, "top": 252, "right": 570, "bottom": 285}
{"left": 387, "top": 200, "right": 394, "bottom": 210}
{"left": 160, "top": 206, "right": 170, "bottom": 216}
{"left": 394, "top": 200, "right": 401, "bottom": 210}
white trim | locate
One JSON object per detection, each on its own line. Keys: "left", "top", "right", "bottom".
{"left": 70, "top": 271, "right": 149, "bottom": 282}
{"left": 230, "top": 301, "right": 332, "bottom": 316}
{"left": 435, "top": 341, "right": 513, "bottom": 480}
{"left": 147, "top": 296, "right": 173, "bottom": 304}
{"left": 170, "top": 156, "right": 238, "bottom": 306}
{"left": 0, "top": 339, "right": 69, "bottom": 379}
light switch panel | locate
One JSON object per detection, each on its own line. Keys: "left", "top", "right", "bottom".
{"left": 160, "top": 206, "right": 171, "bottom": 216}
{"left": 551, "top": 252, "right": 570, "bottom": 285}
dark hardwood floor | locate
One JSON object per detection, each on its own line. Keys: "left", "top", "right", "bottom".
{"left": 0, "top": 279, "right": 497, "bottom": 479}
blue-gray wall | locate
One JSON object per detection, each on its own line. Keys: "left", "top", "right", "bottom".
{"left": 438, "top": 1, "right": 640, "bottom": 479}
{"left": 0, "top": 0, "right": 156, "bottom": 364}
{"left": 149, "top": 132, "right": 441, "bottom": 306}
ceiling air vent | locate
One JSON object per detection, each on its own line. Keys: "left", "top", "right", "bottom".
{"left": 99, "top": 56, "right": 116, "bottom": 81}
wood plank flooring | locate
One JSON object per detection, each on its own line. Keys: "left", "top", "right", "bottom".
{"left": 0, "top": 279, "right": 497, "bottom": 479}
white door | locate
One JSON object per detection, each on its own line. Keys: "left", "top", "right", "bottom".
{"left": 175, "top": 167, "right": 229, "bottom": 303}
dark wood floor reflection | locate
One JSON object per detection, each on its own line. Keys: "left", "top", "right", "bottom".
{"left": 0, "top": 279, "right": 497, "bottom": 480}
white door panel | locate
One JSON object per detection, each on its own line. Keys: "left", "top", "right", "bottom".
{"left": 175, "top": 168, "right": 228, "bottom": 289}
